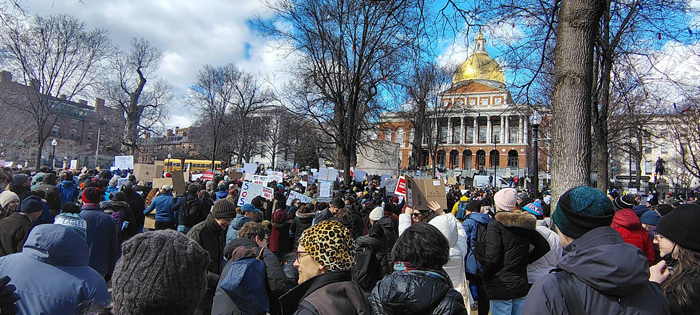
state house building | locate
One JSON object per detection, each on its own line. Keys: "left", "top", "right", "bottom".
{"left": 379, "top": 32, "right": 530, "bottom": 176}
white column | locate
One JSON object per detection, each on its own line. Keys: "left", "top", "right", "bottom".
{"left": 460, "top": 116, "right": 464, "bottom": 144}
{"left": 447, "top": 118, "right": 452, "bottom": 144}
{"left": 519, "top": 116, "right": 524, "bottom": 144}
{"left": 473, "top": 117, "right": 478, "bottom": 144}
{"left": 500, "top": 116, "right": 505, "bottom": 144}
{"left": 487, "top": 116, "right": 492, "bottom": 144}
{"left": 505, "top": 116, "right": 510, "bottom": 144}
{"left": 524, "top": 117, "right": 529, "bottom": 144}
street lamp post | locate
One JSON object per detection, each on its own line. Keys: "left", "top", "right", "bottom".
{"left": 50, "top": 139, "right": 57, "bottom": 170}
{"left": 167, "top": 153, "right": 172, "bottom": 172}
{"left": 529, "top": 111, "right": 542, "bottom": 193}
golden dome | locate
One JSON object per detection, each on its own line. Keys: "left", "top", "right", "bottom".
{"left": 452, "top": 32, "right": 506, "bottom": 85}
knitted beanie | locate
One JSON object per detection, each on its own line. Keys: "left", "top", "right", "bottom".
{"left": 656, "top": 204, "right": 700, "bottom": 252}
{"left": 524, "top": 200, "right": 544, "bottom": 216}
{"left": 640, "top": 210, "right": 660, "bottom": 226}
{"left": 656, "top": 204, "right": 674, "bottom": 216}
{"left": 212, "top": 199, "right": 237, "bottom": 219}
{"left": 82, "top": 187, "right": 102, "bottom": 203}
{"left": 299, "top": 220, "right": 355, "bottom": 272}
{"left": 632, "top": 205, "right": 650, "bottom": 217}
{"left": 494, "top": 188, "right": 518, "bottom": 212}
{"left": 112, "top": 230, "right": 209, "bottom": 315}
{"left": 21, "top": 195, "right": 44, "bottom": 213}
{"left": 613, "top": 195, "right": 636, "bottom": 210}
{"left": 0, "top": 191, "right": 19, "bottom": 209}
{"left": 553, "top": 186, "right": 615, "bottom": 239}
{"left": 369, "top": 206, "right": 384, "bottom": 221}
{"left": 11, "top": 174, "right": 28, "bottom": 185}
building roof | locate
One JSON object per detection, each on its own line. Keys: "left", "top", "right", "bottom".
{"left": 452, "top": 31, "right": 506, "bottom": 86}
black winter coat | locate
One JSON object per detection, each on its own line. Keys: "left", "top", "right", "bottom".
{"left": 280, "top": 271, "right": 371, "bottom": 315}
{"left": 482, "top": 210, "right": 549, "bottom": 300}
{"left": 33, "top": 183, "right": 61, "bottom": 212}
{"left": 187, "top": 214, "right": 226, "bottom": 312}
{"left": 290, "top": 211, "right": 315, "bottom": 247}
{"left": 0, "top": 213, "right": 33, "bottom": 257}
{"left": 665, "top": 271, "right": 700, "bottom": 315}
{"left": 370, "top": 270, "right": 467, "bottom": 315}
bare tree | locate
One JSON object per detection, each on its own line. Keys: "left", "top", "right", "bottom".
{"left": 259, "top": 0, "right": 424, "bottom": 186}
{"left": 0, "top": 13, "right": 111, "bottom": 168}
{"left": 103, "top": 38, "right": 171, "bottom": 155}
{"left": 669, "top": 106, "right": 700, "bottom": 181}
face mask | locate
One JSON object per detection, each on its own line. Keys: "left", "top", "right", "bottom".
{"left": 662, "top": 244, "right": 678, "bottom": 273}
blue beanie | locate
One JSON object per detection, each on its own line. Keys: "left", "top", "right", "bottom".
{"left": 552, "top": 186, "right": 615, "bottom": 238}
{"left": 20, "top": 195, "right": 44, "bottom": 213}
{"left": 640, "top": 210, "right": 660, "bottom": 226}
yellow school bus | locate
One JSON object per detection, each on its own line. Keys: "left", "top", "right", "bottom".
{"left": 164, "top": 159, "right": 225, "bottom": 172}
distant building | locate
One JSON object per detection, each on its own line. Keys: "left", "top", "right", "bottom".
{"left": 136, "top": 127, "right": 200, "bottom": 164}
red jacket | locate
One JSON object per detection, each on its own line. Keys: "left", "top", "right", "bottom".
{"left": 611, "top": 209, "right": 655, "bottom": 264}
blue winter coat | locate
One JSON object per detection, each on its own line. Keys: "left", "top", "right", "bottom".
{"left": 227, "top": 214, "right": 251, "bottom": 243}
{"left": 461, "top": 212, "right": 490, "bottom": 275}
{"left": 81, "top": 203, "right": 120, "bottom": 276}
{"left": 58, "top": 180, "right": 80, "bottom": 205}
{"left": 215, "top": 190, "right": 228, "bottom": 201}
{"left": 144, "top": 194, "right": 177, "bottom": 223}
{"left": 0, "top": 224, "right": 110, "bottom": 314}
{"left": 104, "top": 186, "right": 119, "bottom": 201}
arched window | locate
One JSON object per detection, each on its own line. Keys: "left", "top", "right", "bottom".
{"left": 476, "top": 150, "right": 486, "bottom": 168}
{"left": 437, "top": 150, "right": 446, "bottom": 167}
{"left": 463, "top": 150, "right": 472, "bottom": 170}
{"left": 396, "top": 128, "right": 405, "bottom": 146}
{"left": 450, "top": 150, "right": 459, "bottom": 169}
{"left": 490, "top": 150, "right": 499, "bottom": 167}
{"left": 508, "top": 150, "right": 518, "bottom": 168}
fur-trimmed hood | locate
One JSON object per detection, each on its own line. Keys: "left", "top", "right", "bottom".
{"left": 295, "top": 210, "right": 316, "bottom": 219}
{"left": 495, "top": 210, "right": 536, "bottom": 230}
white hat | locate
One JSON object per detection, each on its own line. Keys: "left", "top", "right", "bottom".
{"left": 369, "top": 206, "right": 384, "bottom": 221}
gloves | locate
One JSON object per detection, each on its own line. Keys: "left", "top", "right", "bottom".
{"left": 0, "top": 276, "right": 20, "bottom": 315}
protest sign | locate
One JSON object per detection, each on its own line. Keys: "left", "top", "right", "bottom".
{"left": 319, "top": 180, "right": 333, "bottom": 198}
{"left": 384, "top": 178, "right": 398, "bottom": 196}
{"left": 380, "top": 174, "right": 391, "bottom": 188}
{"left": 394, "top": 176, "right": 407, "bottom": 196}
{"left": 404, "top": 176, "right": 447, "bottom": 210}
{"left": 318, "top": 168, "right": 329, "bottom": 180}
{"left": 228, "top": 171, "right": 243, "bottom": 180}
{"left": 262, "top": 187, "right": 274, "bottom": 200}
{"left": 202, "top": 171, "right": 215, "bottom": 181}
{"left": 308, "top": 175, "right": 315, "bottom": 185}
{"left": 252, "top": 175, "right": 269, "bottom": 186}
{"left": 152, "top": 178, "right": 173, "bottom": 190}
{"left": 114, "top": 156, "right": 134, "bottom": 170}
{"left": 354, "top": 170, "right": 367, "bottom": 183}
{"left": 286, "top": 191, "right": 313, "bottom": 206}
{"left": 243, "top": 163, "right": 257, "bottom": 174}
{"left": 133, "top": 164, "right": 163, "bottom": 182}
{"left": 237, "top": 182, "right": 264, "bottom": 206}
{"left": 268, "top": 171, "right": 284, "bottom": 183}
{"left": 70, "top": 160, "right": 78, "bottom": 170}
{"left": 191, "top": 174, "right": 203, "bottom": 181}
{"left": 170, "top": 170, "right": 187, "bottom": 195}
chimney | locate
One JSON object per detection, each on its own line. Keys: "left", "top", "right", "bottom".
{"left": 59, "top": 94, "right": 67, "bottom": 100}
{"left": 94, "top": 98, "right": 105, "bottom": 111}
{"left": 166, "top": 129, "right": 173, "bottom": 137}
{"left": 78, "top": 100, "right": 88, "bottom": 105}
{"left": 0, "top": 71, "right": 11, "bottom": 83}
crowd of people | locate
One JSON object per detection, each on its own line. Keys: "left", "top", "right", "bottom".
{"left": 0, "top": 165, "right": 699, "bottom": 315}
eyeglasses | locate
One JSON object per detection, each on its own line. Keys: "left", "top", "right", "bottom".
{"left": 411, "top": 213, "right": 423, "bottom": 217}
{"left": 654, "top": 232, "right": 664, "bottom": 241}
{"left": 295, "top": 250, "right": 308, "bottom": 261}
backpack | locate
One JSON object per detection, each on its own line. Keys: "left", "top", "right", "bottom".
{"left": 455, "top": 201, "right": 468, "bottom": 221}
{"left": 472, "top": 221, "right": 488, "bottom": 270}
{"left": 352, "top": 244, "right": 382, "bottom": 291}
{"left": 181, "top": 197, "right": 204, "bottom": 227}
{"left": 218, "top": 247, "right": 269, "bottom": 315}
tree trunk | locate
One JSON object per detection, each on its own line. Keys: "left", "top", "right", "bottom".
{"left": 594, "top": 4, "right": 612, "bottom": 194}
{"left": 551, "top": 0, "right": 605, "bottom": 205}
{"left": 34, "top": 132, "right": 45, "bottom": 169}
{"left": 121, "top": 111, "right": 141, "bottom": 155}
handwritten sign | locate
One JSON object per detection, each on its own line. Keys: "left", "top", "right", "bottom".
{"left": 237, "top": 182, "right": 264, "bottom": 206}
{"left": 286, "top": 191, "right": 313, "bottom": 206}
{"left": 262, "top": 187, "right": 275, "bottom": 200}
{"left": 114, "top": 156, "right": 134, "bottom": 170}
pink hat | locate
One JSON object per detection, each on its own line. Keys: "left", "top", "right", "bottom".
{"left": 494, "top": 188, "right": 518, "bottom": 212}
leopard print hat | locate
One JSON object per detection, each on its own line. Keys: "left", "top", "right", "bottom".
{"left": 299, "top": 219, "right": 355, "bottom": 272}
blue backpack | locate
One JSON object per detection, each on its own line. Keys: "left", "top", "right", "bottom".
{"left": 218, "top": 248, "right": 269, "bottom": 315}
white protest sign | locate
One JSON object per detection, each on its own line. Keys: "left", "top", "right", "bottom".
{"left": 380, "top": 174, "right": 392, "bottom": 187}
{"left": 244, "top": 173, "right": 255, "bottom": 181}
{"left": 318, "top": 168, "right": 329, "bottom": 180}
{"left": 287, "top": 191, "right": 313, "bottom": 206}
{"left": 114, "top": 156, "right": 134, "bottom": 170}
{"left": 191, "top": 174, "right": 203, "bottom": 181}
{"left": 237, "top": 182, "right": 264, "bottom": 206}
{"left": 354, "top": 170, "right": 367, "bottom": 183}
{"left": 328, "top": 169, "right": 339, "bottom": 181}
{"left": 308, "top": 175, "right": 315, "bottom": 185}
{"left": 268, "top": 171, "right": 284, "bottom": 183}
{"left": 262, "top": 187, "right": 274, "bottom": 200}
{"left": 70, "top": 160, "right": 78, "bottom": 170}
{"left": 116, "top": 178, "right": 130, "bottom": 189}
{"left": 299, "top": 181, "right": 308, "bottom": 187}
{"left": 252, "top": 175, "right": 269, "bottom": 186}
{"left": 319, "top": 180, "right": 333, "bottom": 198}
{"left": 243, "top": 163, "right": 257, "bottom": 174}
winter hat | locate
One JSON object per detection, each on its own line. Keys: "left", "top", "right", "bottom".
{"left": 524, "top": 200, "right": 544, "bottom": 216}
{"left": 656, "top": 204, "right": 700, "bottom": 252}
{"left": 82, "top": 187, "right": 102, "bottom": 203}
{"left": 613, "top": 195, "right": 636, "bottom": 210}
{"left": 112, "top": 230, "right": 209, "bottom": 315}
{"left": 466, "top": 200, "right": 481, "bottom": 213}
{"left": 160, "top": 185, "right": 172, "bottom": 193}
{"left": 11, "top": 174, "right": 28, "bottom": 185}
{"left": 212, "top": 199, "right": 237, "bottom": 219}
{"left": 63, "top": 172, "right": 73, "bottom": 181}
{"left": 656, "top": 204, "right": 674, "bottom": 216}
{"left": 31, "top": 172, "right": 45, "bottom": 187}
{"left": 299, "top": 220, "right": 355, "bottom": 272}
{"left": 54, "top": 212, "right": 87, "bottom": 239}
{"left": 241, "top": 203, "right": 260, "bottom": 213}
{"left": 640, "top": 211, "right": 660, "bottom": 226}
{"left": 609, "top": 190, "right": 620, "bottom": 199}
{"left": 494, "top": 188, "right": 518, "bottom": 212}
{"left": 43, "top": 173, "right": 57, "bottom": 185}
{"left": 20, "top": 195, "right": 44, "bottom": 213}
{"left": 647, "top": 194, "right": 659, "bottom": 206}
{"left": 553, "top": 186, "right": 615, "bottom": 239}
{"left": 632, "top": 205, "right": 650, "bottom": 217}
{"left": 0, "top": 191, "right": 19, "bottom": 209}
{"left": 392, "top": 196, "right": 400, "bottom": 203}
{"left": 369, "top": 206, "right": 384, "bottom": 221}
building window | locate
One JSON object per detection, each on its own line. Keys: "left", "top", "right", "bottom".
{"left": 396, "top": 129, "right": 404, "bottom": 146}
{"left": 89, "top": 123, "right": 94, "bottom": 130}
{"left": 454, "top": 129, "right": 462, "bottom": 144}
{"left": 660, "top": 145, "right": 668, "bottom": 154}
{"left": 495, "top": 98, "right": 502, "bottom": 105}
{"left": 71, "top": 119, "right": 78, "bottom": 127}
{"left": 85, "top": 144, "right": 91, "bottom": 150}
{"left": 409, "top": 129, "right": 414, "bottom": 143}
{"left": 644, "top": 146, "right": 651, "bottom": 154}
{"left": 508, "top": 150, "right": 518, "bottom": 167}
{"left": 481, "top": 98, "right": 489, "bottom": 106}
{"left": 466, "top": 126, "right": 474, "bottom": 143}
{"left": 87, "top": 133, "right": 92, "bottom": 141}
{"left": 509, "top": 125, "right": 519, "bottom": 143}
{"left": 493, "top": 126, "right": 501, "bottom": 143}
{"left": 469, "top": 99, "right": 476, "bottom": 106}
{"left": 456, "top": 99, "right": 464, "bottom": 107}
{"left": 630, "top": 163, "right": 636, "bottom": 173}
{"left": 478, "top": 125, "right": 487, "bottom": 143}
{"left": 645, "top": 161, "right": 654, "bottom": 174}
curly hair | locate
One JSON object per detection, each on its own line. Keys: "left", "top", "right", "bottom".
{"left": 239, "top": 221, "right": 267, "bottom": 241}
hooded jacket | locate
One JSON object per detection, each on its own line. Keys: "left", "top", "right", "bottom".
{"left": 429, "top": 213, "right": 469, "bottom": 299}
{"left": 143, "top": 194, "right": 177, "bottom": 223}
{"left": 611, "top": 209, "right": 655, "bottom": 265}
{"left": 482, "top": 210, "right": 549, "bottom": 300}
{"left": 58, "top": 180, "right": 80, "bottom": 205}
{"left": 370, "top": 270, "right": 467, "bottom": 315}
{"left": 0, "top": 224, "right": 109, "bottom": 314}
{"left": 0, "top": 213, "right": 33, "bottom": 257}
{"left": 522, "top": 226, "right": 669, "bottom": 314}
{"left": 80, "top": 203, "right": 120, "bottom": 277}
{"left": 290, "top": 210, "right": 315, "bottom": 247}
{"left": 280, "top": 270, "right": 371, "bottom": 315}
{"left": 226, "top": 213, "right": 251, "bottom": 243}
{"left": 461, "top": 212, "right": 490, "bottom": 275}
{"left": 526, "top": 220, "right": 562, "bottom": 284}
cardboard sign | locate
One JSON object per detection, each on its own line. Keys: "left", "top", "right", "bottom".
{"left": 404, "top": 176, "right": 447, "bottom": 210}
{"left": 394, "top": 176, "right": 407, "bottom": 196}
{"left": 447, "top": 177, "right": 457, "bottom": 185}
{"left": 202, "top": 171, "right": 215, "bottom": 181}
{"left": 70, "top": 160, "right": 78, "bottom": 170}
{"left": 262, "top": 187, "right": 275, "bottom": 200}
{"left": 170, "top": 170, "right": 187, "bottom": 195}
{"left": 133, "top": 164, "right": 163, "bottom": 183}
{"left": 152, "top": 178, "right": 173, "bottom": 190}
{"left": 229, "top": 171, "right": 243, "bottom": 180}
{"left": 237, "top": 182, "right": 264, "bottom": 206}
{"left": 287, "top": 191, "right": 313, "bottom": 206}
{"left": 243, "top": 163, "right": 257, "bottom": 174}
{"left": 114, "top": 155, "right": 134, "bottom": 170}
{"left": 252, "top": 175, "right": 269, "bottom": 186}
